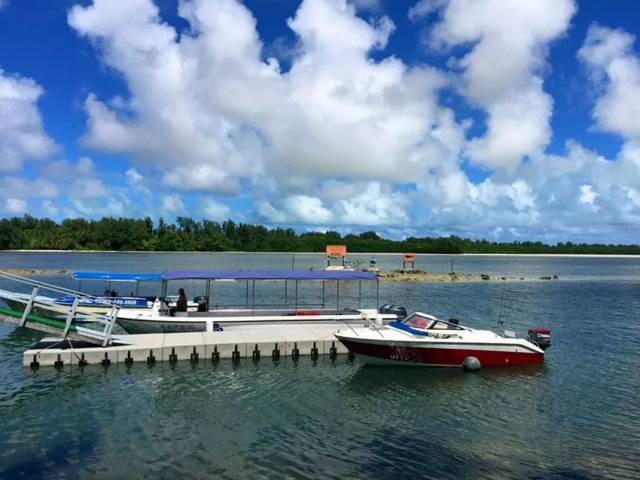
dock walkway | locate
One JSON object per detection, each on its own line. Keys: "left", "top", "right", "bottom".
{"left": 21, "top": 322, "right": 354, "bottom": 368}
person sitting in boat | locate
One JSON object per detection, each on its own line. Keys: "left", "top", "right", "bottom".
{"left": 176, "top": 288, "right": 188, "bottom": 312}
{"left": 169, "top": 288, "right": 189, "bottom": 316}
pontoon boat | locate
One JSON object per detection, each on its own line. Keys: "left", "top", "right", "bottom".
{"left": 116, "top": 269, "right": 390, "bottom": 334}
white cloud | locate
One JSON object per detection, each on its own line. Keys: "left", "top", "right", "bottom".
{"left": 427, "top": 0, "right": 576, "bottom": 171}
{"left": 38, "top": 157, "right": 112, "bottom": 201}
{"left": 58, "top": 0, "right": 640, "bottom": 241}
{"left": 508, "top": 180, "right": 536, "bottom": 212}
{"left": 257, "top": 195, "right": 334, "bottom": 225}
{"left": 69, "top": 198, "right": 125, "bottom": 217}
{"left": 161, "top": 194, "right": 183, "bottom": 214}
{"left": 0, "top": 176, "right": 58, "bottom": 199}
{"left": 125, "top": 168, "right": 143, "bottom": 185}
{"left": 41, "top": 200, "right": 59, "bottom": 216}
{"left": 256, "top": 200, "right": 286, "bottom": 223}
{"left": 578, "top": 24, "right": 640, "bottom": 139}
{"left": 68, "top": 0, "right": 461, "bottom": 192}
{"left": 72, "top": 178, "right": 109, "bottom": 199}
{"left": 285, "top": 195, "right": 333, "bottom": 224}
{"left": 256, "top": 183, "right": 409, "bottom": 226}
{"left": 106, "top": 198, "right": 124, "bottom": 216}
{"left": 350, "top": 0, "right": 381, "bottom": 12}
{"left": 162, "top": 164, "right": 235, "bottom": 193}
{"left": 579, "top": 184, "right": 597, "bottom": 205}
{"left": 627, "top": 187, "right": 640, "bottom": 207}
{"left": 202, "top": 197, "right": 231, "bottom": 220}
{"left": 338, "top": 182, "right": 409, "bottom": 225}
{"left": 0, "top": 68, "right": 56, "bottom": 172}
{"left": 408, "top": 0, "right": 446, "bottom": 22}
{"left": 4, "top": 198, "right": 27, "bottom": 214}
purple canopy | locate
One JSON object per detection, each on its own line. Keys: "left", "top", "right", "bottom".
{"left": 163, "top": 270, "right": 378, "bottom": 281}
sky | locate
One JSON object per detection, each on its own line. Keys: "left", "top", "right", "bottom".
{"left": 1, "top": 0, "right": 640, "bottom": 243}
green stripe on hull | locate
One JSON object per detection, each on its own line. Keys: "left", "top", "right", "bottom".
{"left": 0, "top": 306, "right": 78, "bottom": 332}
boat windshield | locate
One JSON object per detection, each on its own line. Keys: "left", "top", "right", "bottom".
{"left": 404, "top": 313, "right": 436, "bottom": 329}
{"left": 403, "top": 313, "right": 462, "bottom": 330}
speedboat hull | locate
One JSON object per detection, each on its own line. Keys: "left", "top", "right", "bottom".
{"left": 336, "top": 336, "right": 543, "bottom": 367}
{"left": 335, "top": 313, "right": 547, "bottom": 368}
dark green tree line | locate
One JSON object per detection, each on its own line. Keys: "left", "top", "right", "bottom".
{"left": 1, "top": 215, "right": 639, "bottom": 254}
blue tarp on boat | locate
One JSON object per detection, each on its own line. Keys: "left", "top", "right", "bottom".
{"left": 163, "top": 270, "right": 378, "bottom": 281}
{"left": 72, "top": 271, "right": 163, "bottom": 282}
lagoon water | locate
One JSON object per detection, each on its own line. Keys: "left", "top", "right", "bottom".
{"left": 0, "top": 252, "right": 639, "bottom": 479}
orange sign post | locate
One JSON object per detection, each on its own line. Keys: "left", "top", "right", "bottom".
{"left": 326, "top": 245, "right": 347, "bottom": 258}
{"left": 403, "top": 253, "right": 416, "bottom": 270}
{"left": 326, "top": 245, "right": 348, "bottom": 269}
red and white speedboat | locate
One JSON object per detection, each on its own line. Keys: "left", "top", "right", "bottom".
{"left": 335, "top": 312, "right": 551, "bottom": 369}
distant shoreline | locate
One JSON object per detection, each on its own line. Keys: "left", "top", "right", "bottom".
{"left": 1, "top": 250, "right": 639, "bottom": 258}
{"left": 0, "top": 268, "right": 562, "bottom": 283}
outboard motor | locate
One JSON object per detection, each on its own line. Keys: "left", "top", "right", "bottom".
{"left": 528, "top": 328, "right": 551, "bottom": 350}
{"left": 378, "top": 303, "right": 407, "bottom": 320}
{"left": 194, "top": 296, "right": 208, "bottom": 312}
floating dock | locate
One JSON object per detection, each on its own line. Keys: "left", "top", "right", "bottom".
{"left": 20, "top": 322, "right": 353, "bottom": 369}
{"left": 0, "top": 270, "right": 367, "bottom": 369}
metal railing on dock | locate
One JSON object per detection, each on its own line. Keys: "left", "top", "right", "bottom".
{"left": 0, "top": 270, "right": 119, "bottom": 346}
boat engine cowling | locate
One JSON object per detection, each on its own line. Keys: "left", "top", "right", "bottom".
{"left": 378, "top": 304, "right": 407, "bottom": 320}
{"left": 528, "top": 328, "right": 551, "bottom": 350}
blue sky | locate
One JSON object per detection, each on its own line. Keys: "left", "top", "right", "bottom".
{"left": 1, "top": 0, "right": 640, "bottom": 243}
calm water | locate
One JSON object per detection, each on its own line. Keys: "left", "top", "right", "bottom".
{"left": 0, "top": 253, "right": 639, "bottom": 479}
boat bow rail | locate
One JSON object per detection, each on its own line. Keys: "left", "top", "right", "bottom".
{"left": 0, "top": 270, "right": 119, "bottom": 346}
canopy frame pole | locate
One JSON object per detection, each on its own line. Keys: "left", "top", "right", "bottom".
{"left": 205, "top": 279, "right": 211, "bottom": 310}
{"left": 322, "top": 281, "right": 325, "bottom": 309}
{"left": 251, "top": 280, "right": 256, "bottom": 311}
{"left": 376, "top": 279, "right": 380, "bottom": 309}
{"left": 336, "top": 280, "right": 340, "bottom": 312}
{"left": 285, "top": 280, "right": 288, "bottom": 307}
{"left": 358, "top": 281, "right": 362, "bottom": 309}
{"left": 245, "top": 280, "right": 249, "bottom": 307}
{"left": 161, "top": 279, "right": 168, "bottom": 298}
{"left": 294, "top": 280, "right": 298, "bottom": 311}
